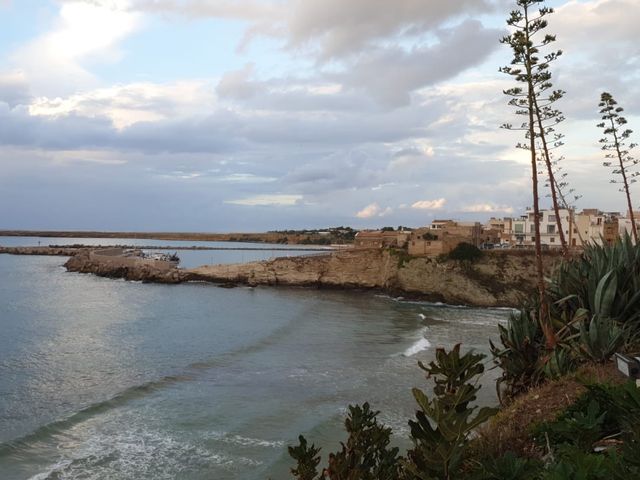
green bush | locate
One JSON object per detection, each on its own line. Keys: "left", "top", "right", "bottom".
{"left": 289, "top": 345, "right": 497, "bottom": 480}
{"left": 448, "top": 243, "right": 483, "bottom": 262}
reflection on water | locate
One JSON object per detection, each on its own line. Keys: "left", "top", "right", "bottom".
{"left": 0, "top": 253, "right": 511, "bottom": 480}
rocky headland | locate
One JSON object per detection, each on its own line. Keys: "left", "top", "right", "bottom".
{"left": 53, "top": 247, "right": 556, "bottom": 307}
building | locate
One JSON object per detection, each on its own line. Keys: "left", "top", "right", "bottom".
{"left": 430, "top": 220, "right": 482, "bottom": 246}
{"left": 509, "top": 208, "right": 627, "bottom": 249}
{"left": 484, "top": 217, "right": 513, "bottom": 246}
{"left": 354, "top": 230, "right": 410, "bottom": 249}
{"left": 407, "top": 220, "right": 482, "bottom": 257}
{"left": 508, "top": 208, "right": 572, "bottom": 249}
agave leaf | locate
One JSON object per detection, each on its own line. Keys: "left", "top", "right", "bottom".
{"left": 593, "top": 270, "right": 617, "bottom": 318}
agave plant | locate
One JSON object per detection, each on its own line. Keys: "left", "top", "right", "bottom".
{"left": 490, "top": 309, "right": 546, "bottom": 401}
{"left": 549, "top": 232, "right": 640, "bottom": 327}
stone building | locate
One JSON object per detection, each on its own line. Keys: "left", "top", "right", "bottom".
{"left": 354, "top": 230, "right": 410, "bottom": 249}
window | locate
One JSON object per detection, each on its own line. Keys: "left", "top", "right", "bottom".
{"left": 514, "top": 224, "right": 523, "bottom": 233}
{"left": 550, "top": 237, "right": 555, "bottom": 243}
{"left": 549, "top": 215, "right": 557, "bottom": 222}
{"left": 531, "top": 236, "right": 536, "bottom": 241}
{"left": 547, "top": 225, "right": 556, "bottom": 234}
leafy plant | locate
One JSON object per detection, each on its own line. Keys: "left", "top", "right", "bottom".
{"left": 491, "top": 309, "right": 546, "bottom": 400}
{"left": 543, "top": 346, "right": 576, "bottom": 380}
{"left": 289, "top": 403, "right": 401, "bottom": 480}
{"left": 324, "top": 403, "right": 401, "bottom": 480}
{"left": 289, "top": 436, "right": 322, "bottom": 480}
{"left": 472, "top": 451, "right": 541, "bottom": 480}
{"left": 404, "top": 345, "right": 498, "bottom": 480}
{"left": 540, "top": 445, "right": 619, "bottom": 480}
{"left": 578, "top": 314, "right": 627, "bottom": 363}
{"left": 539, "top": 399, "right": 606, "bottom": 450}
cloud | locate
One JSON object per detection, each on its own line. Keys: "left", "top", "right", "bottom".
{"left": 0, "top": 72, "right": 31, "bottom": 107}
{"left": 224, "top": 194, "right": 302, "bottom": 206}
{"left": 216, "top": 63, "right": 261, "bottom": 100}
{"left": 10, "top": 0, "right": 141, "bottom": 95}
{"left": 356, "top": 203, "right": 393, "bottom": 218}
{"left": 411, "top": 198, "right": 446, "bottom": 210}
{"left": 28, "top": 81, "right": 216, "bottom": 129}
{"left": 128, "top": 0, "right": 501, "bottom": 59}
{"left": 462, "top": 203, "right": 514, "bottom": 214}
{"left": 336, "top": 20, "right": 504, "bottom": 106}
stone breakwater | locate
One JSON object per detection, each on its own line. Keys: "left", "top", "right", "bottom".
{"left": 59, "top": 248, "right": 550, "bottom": 307}
{"left": 0, "top": 246, "right": 85, "bottom": 256}
{"left": 64, "top": 250, "right": 188, "bottom": 284}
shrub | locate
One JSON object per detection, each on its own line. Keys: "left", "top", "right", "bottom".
{"left": 288, "top": 345, "right": 497, "bottom": 480}
{"left": 448, "top": 243, "right": 483, "bottom": 262}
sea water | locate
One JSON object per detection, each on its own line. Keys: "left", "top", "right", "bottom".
{"left": 0, "top": 247, "right": 511, "bottom": 479}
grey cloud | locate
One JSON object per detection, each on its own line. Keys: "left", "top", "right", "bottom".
{"left": 0, "top": 95, "right": 440, "bottom": 154}
{"left": 128, "top": 0, "right": 503, "bottom": 61}
{"left": 216, "top": 64, "right": 260, "bottom": 100}
{"left": 0, "top": 73, "right": 31, "bottom": 107}
{"left": 337, "top": 20, "right": 504, "bottom": 107}
{"left": 285, "top": 0, "right": 499, "bottom": 60}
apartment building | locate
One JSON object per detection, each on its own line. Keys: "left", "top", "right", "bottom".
{"left": 509, "top": 208, "right": 630, "bottom": 248}
{"left": 509, "top": 208, "right": 572, "bottom": 248}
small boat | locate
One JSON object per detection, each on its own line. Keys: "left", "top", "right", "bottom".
{"left": 144, "top": 251, "right": 180, "bottom": 264}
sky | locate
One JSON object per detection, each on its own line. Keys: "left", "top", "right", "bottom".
{"left": 0, "top": 0, "right": 638, "bottom": 232}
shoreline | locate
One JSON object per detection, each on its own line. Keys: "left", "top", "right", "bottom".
{"left": 55, "top": 248, "right": 554, "bottom": 308}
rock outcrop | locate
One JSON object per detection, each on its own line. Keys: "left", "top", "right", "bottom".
{"left": 40, "top": 247, "right": 556, "bottom": 307}
{"left": 65, "top": 250, "right": 188, "bottom": 284}
{"left": 188, "top": 249, "right": 555, "bottom": 307}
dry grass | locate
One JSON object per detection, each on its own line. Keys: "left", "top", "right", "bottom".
{"left": 469, "top": 362, "right": 627, "bottom": 460}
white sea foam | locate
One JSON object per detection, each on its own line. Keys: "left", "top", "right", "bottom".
{"left": 402, "top": 328, "right": 431, "bottom": 357}
{"left": 403, "top": 337, "right": 431, "bottom": 357}
{"left": 27, "top": 424, "right": 262, "bottom": 480}
{"left": 207, "top": 431, "right": 285, "bottom": 448}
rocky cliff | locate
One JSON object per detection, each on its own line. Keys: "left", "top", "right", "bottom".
{"left": 188, "top": 249, "right": 553, "bottom": 307}
{"left": 57, "top": 248, "right": 553, "bottom": 307}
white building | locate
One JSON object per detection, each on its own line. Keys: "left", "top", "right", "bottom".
{"left": 509, "top": 208, "right": 572, "bottom": 249}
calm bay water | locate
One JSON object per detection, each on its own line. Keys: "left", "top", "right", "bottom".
{"left": 0, "top": 244, "right": 510, "bottom": 479}
{"left": 0, "top": 236, "right": 330, "bottom": 269}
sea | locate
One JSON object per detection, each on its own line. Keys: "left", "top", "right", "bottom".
{"left": 0, "top": 237, "right": 512, "bottom": 479}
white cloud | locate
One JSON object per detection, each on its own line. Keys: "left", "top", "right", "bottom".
{"left": 27, "top": 81, "right": 215, "bottom": 129}
{"left": 11, "top": 0, "right": 141, "bottom": 95}
{"left": 356, "top": 203, "right": 379, "bottom": 218}
{"left": 224, "top": 194, "right": 302, "bottom": 206}
{"left": 411, "top": 198, "right": 446, "bottom": 210}
{"left": 355, "top": 202, "right": 393, "bottom": 218}
{"left": 462, "top": 203, "right": 514, "bottom": 214}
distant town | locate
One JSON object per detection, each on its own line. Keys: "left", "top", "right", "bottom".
{"left": 354, "top": 208, "right": 636, "bottom": 257}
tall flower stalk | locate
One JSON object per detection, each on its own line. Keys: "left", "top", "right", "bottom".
{"left": 501, "top": 0, "right": 564, "bottom": 347}
{"left": 598, "top": 92, "right": 639, "bottom": 243}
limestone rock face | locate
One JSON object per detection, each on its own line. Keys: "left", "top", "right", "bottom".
{"left": 188, "top": 250, "right": 397, "bottom": 288}
{"left": 188, "top": 250, "right": 552, "bottom": 307}
{"left": 58, "top": 248, "right": 554, "bottom": 308}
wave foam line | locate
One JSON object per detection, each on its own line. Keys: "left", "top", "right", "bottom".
{"left": 402, "top": 328, "right": 431, "bottom": 357}
{"left": 0, "top": 374, "right": 191, "bottom": 458}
